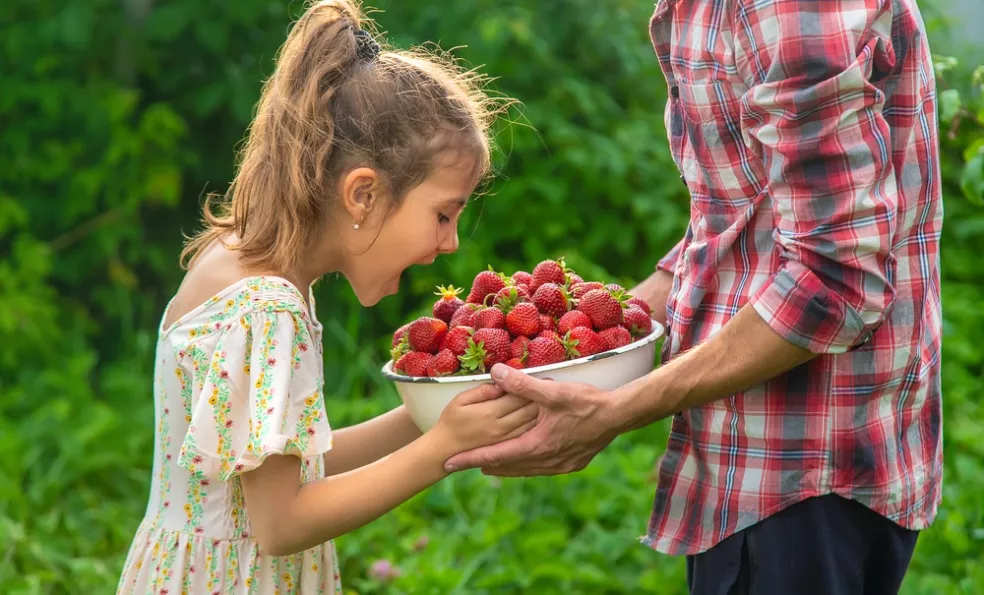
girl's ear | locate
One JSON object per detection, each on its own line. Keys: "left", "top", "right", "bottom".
{"left": 339, "top": 167, "right": 381, "bottom": 226}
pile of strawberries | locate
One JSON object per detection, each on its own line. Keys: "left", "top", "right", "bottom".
{"left": 390, "top": 258, "right": 655, "bottom": 378}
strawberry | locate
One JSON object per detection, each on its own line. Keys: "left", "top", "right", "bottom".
{"left": 605, "top": 283, "right": 625, "bottom": 293}
{"left": 539, "top": 314, "right": 556, "bottom": 333}
{"left": 571, "top": 281, "right": 604, "bottom": 299}
{"left": 390, "top": 323, "right": 411, "bottom": 360}
{"left": 473, "top": 307, "right": 506, "bottom": 330}
{"left": 450, "top": 303, "right": 482, "bottom": 328}
{"left": 392, "top": 323, "right": 410, "bottom": 347}
{"left": 531, "top": 258, "right": 567, "bottom": 291}
{"left": 460, "top": 328, "right": 511, "bottom": 372}
{"left": 558, "top": 310, "right": 593, "bottom": 335}
{"left": 510, "top": 335, "right": 531, "bottom": 361}
{"left": 517, "top": 283, "right": 530, "bottom": 295}
{"left": 567, "top": 326, "right": 607, "bottom": 358}
{"left": 599, "top": 325, "right": 633, "bottom": 349}
{"left": 526, "top": 335, "right": 568, "bottom": 368}
{"left": 492, "top": 285, "right": 530, "bottom": 311}
{"left": 467, "top": 267, "right": 507, "bottom": 304}
{"left": 504, "top": 357, "right": 526, "bottom": 369}
{"left": 532, "top": 282, "right": 572, "bottom": 319}
{"left": 441, "top": 325, "right": 474, "bottom": 357}
{"left": 407, "top": 317, "right": 448, "bottom": 354}
{"left": 577, "top": 288, "right": 625, "bottom": 330}
{"left": 432, "top": 285, "right": 464, "bottom": 324}
{"left": 426, "top": 349, "right": 460, "bottom": 377}
{"left": 395, "top": 351, "right": 434, "bottom": 377}
{"left": 566, "top": 272, "right": 584, "bottom": 286}
{"left": 505, "top": 302, "right": 541, "bottom": 338}
{"left": 511, "top": 271, "right": 533, "bottom": 287}
{"left": 623, "top": 305, "right": 653, "bottom": 337}
{"left": 626, "top": 296, "right": 653, "bottom": 316}
{"left": 538, "top": 329, "right": 560, "bottom": 342}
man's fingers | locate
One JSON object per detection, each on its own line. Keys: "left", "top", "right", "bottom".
{"left": 453, "top": 382, "right": 505, "bottom": 406}
{"left": 444, "top": 430, "right": 541, "bottom": 472}
{"left": 489, "top": 364, "right": 557, "bottom": 404}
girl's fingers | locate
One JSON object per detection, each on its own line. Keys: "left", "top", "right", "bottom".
{"left": 502, "top": 417, "right": 538, "bottom": 441}
{"left": 499, "top": 402, "right": 539, "bottom": 428}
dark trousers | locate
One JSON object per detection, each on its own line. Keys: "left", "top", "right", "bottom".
{"left": 687, "top": 494, "right": 919, "bottom": 595}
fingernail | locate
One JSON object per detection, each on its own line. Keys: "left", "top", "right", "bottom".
{"left": 492, "top": 364, "right": 510, "bottom": 382}
{"left": 444, "top": 464, "right": 458, "bottom": 473}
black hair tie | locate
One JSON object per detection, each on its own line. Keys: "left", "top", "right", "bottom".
{"left": 353, "top": 29, "right": 380, "bottom": 62}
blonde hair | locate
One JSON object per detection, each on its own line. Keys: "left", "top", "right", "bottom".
{"left": 180, "top": 0, "right": 507, "bottom": 272}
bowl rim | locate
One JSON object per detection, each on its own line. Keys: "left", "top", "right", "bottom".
{"left": 381, "top": 319, "right": 665, "bottom": 384}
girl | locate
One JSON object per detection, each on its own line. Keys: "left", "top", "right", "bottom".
{"left": 116, "top": 2, "right": 534, "bottom": 593}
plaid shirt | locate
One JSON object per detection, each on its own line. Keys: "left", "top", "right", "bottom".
{"left": 643, "top": 0, "right": 944, "bottom": 555}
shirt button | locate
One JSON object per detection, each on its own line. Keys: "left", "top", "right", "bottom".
{"left": 671, "top": 85, "right": 680, "bottom": 99}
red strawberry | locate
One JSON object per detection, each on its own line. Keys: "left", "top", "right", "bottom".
{"left": 538, "top": 329, "right": 560, "bottom": 342}
{"left": 539, "top": 314, "right": 556, "bottom": 333}
{"left": 578, "top": 289, "right": 624, "bottom": 330}
{"left": 567, "top": 326, "right": 607, "bottom": 358}
{"left": 526, "top": 335, "right": 568, "bottom": 368}
{"left": 450, "top": 303, "right": 481, "bottom": 328}
{"left": 467, "top": 267, "right": 507, "bottom": 304}
{"left": 558, "top": 310, "right": 593, "bottom": 335}
{"left": 432, "top": 285, "right": 465, "bottom": 324}
{"left": 626, "top": 296, "right": 653, "bottom": 316}
{"left": 505, "top": 302, "right": 541, "bottom": 338}
{"left": 473, "top": 307, "right": 506, "bottom": 330}
{"left": 517, "top": 283, "right": 530, "bottom": 295}
{"left": 532, "top": 282, "right": 572, "bottom": 319}
{"left": 567, "top": 272, "right": 584, "bottom": 286}
{"left": 460, "top": 328, "right": 511, "bottom": 372}
{"left": 531, "top": 258, "right": 567, "bottom": 291}
{"left": 511, "top": 271, "right": 533, "bottom": 287}
{"left": 441, "top": 326, "right": 474, "bottom": 357}
{"left": 426, "top": 349, "right": 460, "bottom": 377}
{"left": 571, "top": 281, "right": 604, "bottom": 299}
{"left": 510, "top": 336, "right": 531, "bottom": 361}
{"left": 623, "top": 305, "right": 653, "bottom": 337}
{"left": 407, "top": 317, "right": 448, "bottom": 354}
{"left": 492, "top": 285, "right": 530, "bottom": 311}
{"left": 395, "top": 351, "right": 434, "bottom": 377}
{"left": 504, "top": 357, "right": 526, "bottom": 369}
{"left": 605, "top": 283, "right": 625, "bottom": 293}
{"left": 599, "top": 326, "right": 633, "bottom": 349}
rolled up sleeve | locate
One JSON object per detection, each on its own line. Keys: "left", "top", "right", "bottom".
{"left": 656, "top": 238, "right": 686, "bottom": 275}
{"left": 736, "top": 0, "right": 899, "bottom": 354}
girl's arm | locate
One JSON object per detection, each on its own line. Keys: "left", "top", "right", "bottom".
{"left": 242, "top": 385, "right": 537, "bottom": 556}
{"left": 323, "top": 405, "right": 422, "bottom": 476}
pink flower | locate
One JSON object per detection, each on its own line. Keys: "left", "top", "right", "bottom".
{"left": 192, "top": 455, "right": 203, "bottom": 464}
{"left": 225, "top": 420, "right": 233, "bottom": 428}
{"left": 299, "top": 343, "right": 308, "bottom": 352}
{"left": 307, "top": 427, "right": 315, "bottom": 436}
{"left": 194, "top": 527, "right": 204, "bottom": 534}
{"left": 163, "top": 501, "right": 170, "bottom": 508}
{"left": 163, "top": 408, "right": 169, "bottom": 415}
{"left": 200, "top": 479, "right": 210, "bottom": 487}
{"left": 220, "top": 370, "right": 229, "bottom": 379}
{"left": 369, "top": 559, "right": 401, "bottom": 582}
{"left": 267, "top": 358, "right": 277, "bottom": 366}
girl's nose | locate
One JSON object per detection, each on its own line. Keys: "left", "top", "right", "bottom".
{"left": 438, "top": 227, "right": 459, "bottom": 254}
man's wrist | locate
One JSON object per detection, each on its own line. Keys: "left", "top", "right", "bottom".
{"left": 607, "top": 369, "right": 676, "bottom": 435}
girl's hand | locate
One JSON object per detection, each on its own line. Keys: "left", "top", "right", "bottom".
{"left": 432, "top": 383, "right": 539, "bottom": 458}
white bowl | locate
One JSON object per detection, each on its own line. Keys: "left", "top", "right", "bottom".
{"left": 381, "top": 320, "right": 665, "bottom": 431}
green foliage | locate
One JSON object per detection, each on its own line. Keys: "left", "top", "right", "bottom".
{"left": 0, "top": 0, "right": 982, "bottom": 593}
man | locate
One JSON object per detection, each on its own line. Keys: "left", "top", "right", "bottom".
{"left": 444, "top": 0, "right": 944, "bottom": 593}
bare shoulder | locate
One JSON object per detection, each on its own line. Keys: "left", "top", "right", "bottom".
{"left": 162, "top": 241, "right": 250, "bottom": 329}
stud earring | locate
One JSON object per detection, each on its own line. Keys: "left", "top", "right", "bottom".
{"left": 353, "top": 222, "right": 360, "bottom": 230}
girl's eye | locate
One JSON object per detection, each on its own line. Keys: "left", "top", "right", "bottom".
{"left": 438, "top": 213, "right": 451, "bottom": 224}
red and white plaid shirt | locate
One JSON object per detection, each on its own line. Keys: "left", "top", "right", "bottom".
{"left": 644, "top": 0, "right": 944, "bottom": 555}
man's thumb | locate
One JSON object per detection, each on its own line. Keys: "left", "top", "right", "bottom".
{"left": 489, "top": 364, "right": 554, "bottom": 403}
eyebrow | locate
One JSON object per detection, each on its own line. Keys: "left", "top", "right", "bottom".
{"left": 439, "top": 197, "right": 469, "bottom": 210}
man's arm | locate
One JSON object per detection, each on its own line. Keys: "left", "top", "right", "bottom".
{"left": 628, "top": 267, "right": 675, "bottom": 326}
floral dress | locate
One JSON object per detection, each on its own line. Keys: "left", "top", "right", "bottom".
{"left": 117, "top": 276, "right": 341, "bottom": 595}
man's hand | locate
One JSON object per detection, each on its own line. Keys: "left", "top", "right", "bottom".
{"left": 443, "top": 363, "right": 621, "bottom": 476}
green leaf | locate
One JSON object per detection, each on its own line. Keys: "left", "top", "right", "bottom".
{"left": 940, "top": 89, "right": 962, "bottom": 123}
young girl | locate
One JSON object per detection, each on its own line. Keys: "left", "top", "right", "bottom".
{"left": 116, "top": 2, "right": 534, "bottom": 592}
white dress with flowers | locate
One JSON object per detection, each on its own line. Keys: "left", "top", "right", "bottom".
{"left": 117, "top": 276, "right": 341, "bottom": 595}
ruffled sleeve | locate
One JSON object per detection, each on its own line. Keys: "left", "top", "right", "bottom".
{"left": 178, "top": 306, "right": 333, "bottom": 481}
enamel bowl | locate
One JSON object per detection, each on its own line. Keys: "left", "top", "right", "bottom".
{"left": 381, "top": 320, "right": 665, "bottom": 431}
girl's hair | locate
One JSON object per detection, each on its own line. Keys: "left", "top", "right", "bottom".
{"left": 180, "top": 0, "right": 508, "bottom": 272}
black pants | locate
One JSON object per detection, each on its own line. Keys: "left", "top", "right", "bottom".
{"left": 687, "top": 494, "right": 919, "bottom": 595}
